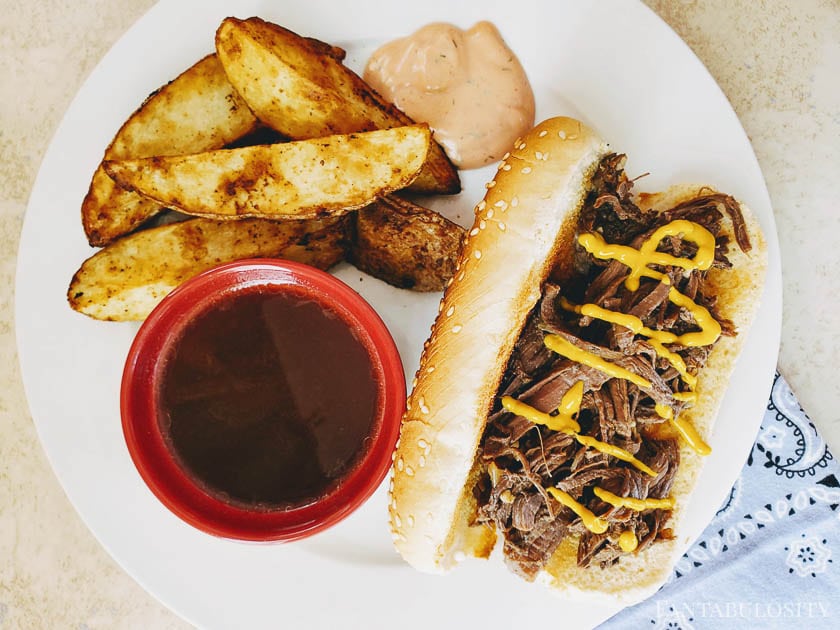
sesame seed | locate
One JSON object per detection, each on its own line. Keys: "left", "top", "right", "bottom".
{"left": 418, "top": 456, "right": 426, "bottom": 468}
{"left": 458, "top": 271, "right": 465, "bottom": 281}
{"left": 519, "top": 142, "right": 526, "bottom": 149}
{"left": 418, "top": 439, "right": 428, "bottom": 449}
{"left": 521, "top": 166, "right": 532, "bottom": 174}
{"left": 479, "top": 220, "right": 486, "bottom": 230}
{"left": 538, "top": 130, "right": 548, "bottom": 138}
{"left": 407, "top": 515, "right": 415, "bottom": 527}
{"left": 469, "top": 227, "right": 479, "bottom": 236}
{"left": 426, "top": 365, "right": 435, "bottom": 373}
{"left": 485, "top": 180, "right": 496, "bottom": 189}
{"left": 487, "top": 208, "right": 495, "bottom": 218}
{"left": 397, "top": 457, "right": 404, "bottom": 471}
{"left": 452, "top": 324, "right": 463, "bottom": 333}
{"left": 498, "top": 222, "right": 506, "bottom": 231}
{"left": 502, "top": 164, "right": 511, "bottom": 171}
{"left": 438, "top": 301, "right": 444, "bottom": 312}
{"left": 446, "top": 306, "right": 455, "bottom": 317}
{"left": 419, "top": 397, "right": 429, "bottom": 414}
{"left": 558, "top": 130, "right": 567, "bottom": 139}
{"left": 405, "top": 466, "right": 415, "bottom": 477}
{"left": 535, "top": 151, "right": 544, "bottom": 160}
{"left": 511, "top": 196, "right": 519, "bottom": 207}
{"left": 502, "top": 151, "right": 510, "bottom": 160}
{"left": 394, "top": 514, "right": 402, "bottom": 527}
{"left": 477, "top": 200, "right": 486, "bottom": 211}
{"left": 474, "top": 250, "right": 482, "bottom": 259}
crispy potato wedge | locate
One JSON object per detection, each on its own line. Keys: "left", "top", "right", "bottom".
{"left": 215, "top": 17, "right": 460, "bottom": 195}
{"left": 103, "top": 126, "right": 431, "bottom": 220}
{"left": 349, "top": 195, "right": 464, "bottom": 291}
{"left": 82, "top": 54, "right": 260, "bottom": 246}
{"left": 68, "top": 216, "right": 348, "bottom": 321}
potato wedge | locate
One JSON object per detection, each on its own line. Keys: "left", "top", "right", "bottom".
{"left": 215, "top": 17, "right": 460, "bottom": 195}
{"left": 68, "top": 217, "right": 348, "bottom": 321}
{"left": 103, "top": 126, "right": 431, "bottom": 220}
{"left": 82, "top": 54, "right": 260, "bottom": 246}
{"left": 349, "top": 195, "right": 464, "bottom": 291}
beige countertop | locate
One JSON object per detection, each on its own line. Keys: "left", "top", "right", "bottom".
{"left": 1, "top": 0, "right": 838, "bottom": 627}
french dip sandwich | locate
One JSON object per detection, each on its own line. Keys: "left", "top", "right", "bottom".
{"left": 388, "top": 117, "right": 767, "bottom": 601}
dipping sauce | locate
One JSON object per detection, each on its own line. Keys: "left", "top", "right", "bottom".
{"left": 364, "top": 21, "right": 535, "bottom": 169}
{"left": 158, "top": 287, "right": 378, "bottom": 509}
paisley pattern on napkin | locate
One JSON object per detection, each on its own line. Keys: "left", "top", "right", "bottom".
{"left": 600, "top": 373, "right": 839, "bottom": 629}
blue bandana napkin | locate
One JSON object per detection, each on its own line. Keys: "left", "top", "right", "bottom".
{"left": 600, "top": 373, "right": 839, "bottom": 629}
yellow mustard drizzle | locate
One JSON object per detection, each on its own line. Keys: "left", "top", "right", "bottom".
{"left": 648, "top": 340, "right": 697, "bottom": 390}
{"left": 575, "top": 435, "right": 657, "bottom": 477}
{"left": 593, "top": 486, "right": 675, "bottom": 511}
{"left": 673, "top": 391, "right": 698, "bottom": 403}
{"left": 560, "top": 296, "right": 678, "bottom": 343}
{"left": 543, "top": 334, "right": 652, "bottom": 390}
{"left": 618, "top": 530, "right": 639, "bottom": 552}
{"left": 556, "top": 380, "right": 584, "bottom": 425}
{"left": 657, "top": 406, "right": 712, "bottom": 456}
{"left": 569, "top": 219, "right": 723, "bottom": 456}
{"left": 501, "top": 394, "right": 580, "bottom": 434}
{"left": 502, "top": 389, "right": 657, "bottom": 477}
{"left": 667, "top": 287, "right": 722, "bottom": 347}
{"left": 561, "top": 289, "right": 718, "bottom": 347}
{"left": 577, "top": 219, "right": 716, "bottom": 292}
{"left": 547, "top": 487, "right": 608, "bottom": 534}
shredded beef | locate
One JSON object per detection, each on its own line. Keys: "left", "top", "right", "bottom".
{"left": 476, "top": 153, "right": 747, "bottom": 576}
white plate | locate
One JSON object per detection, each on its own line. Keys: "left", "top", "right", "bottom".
{"left": 16, "top": 0, "right": 782, "bottom": 628}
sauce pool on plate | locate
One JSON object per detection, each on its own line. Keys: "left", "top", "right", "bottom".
{"left": 364, "top": 21, "right": 535, "bottom": 169}
{"left": 157, "top": 287, "right": 379, "bottom": 509}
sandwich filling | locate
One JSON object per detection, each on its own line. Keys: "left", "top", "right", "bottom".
{"left": 474, "top": 154, "right": 752, "bottom": 579}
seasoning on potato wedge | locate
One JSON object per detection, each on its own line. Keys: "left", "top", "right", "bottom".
{"left": 82, "top": 54, "right": 260, "bottom": 247}
{"left": 68, "top": 216, "right": 348, "bottom": 321}
{"left": 215, "top": 17, "right": 460, "bottom": 195}
{"left": 103, "top": 126, "right": 432, "bottom": 221}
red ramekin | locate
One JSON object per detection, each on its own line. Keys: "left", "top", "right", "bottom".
{"left": 120, "top": 259, "right": 406, "bottom": 542}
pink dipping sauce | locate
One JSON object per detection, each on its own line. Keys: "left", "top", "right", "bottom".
{"left": 364, "top": 21, "right": 535, "bottom": 169}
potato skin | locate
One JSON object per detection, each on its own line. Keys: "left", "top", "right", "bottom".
{"left": 349, "top": 195, "right": 464, "bottom": 292}
{"left": 68, "top": 216, "right": 349, "bottom": 321}
{"left": 215, "top": 17, "right": 460, "bottom": 195}
{"left": 102, "top": 126, "right": 431, "bottom": 221}
{"left": 82, "top": 54, "right": 259, "bottom": 246}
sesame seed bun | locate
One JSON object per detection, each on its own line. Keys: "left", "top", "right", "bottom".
{"left": 387, "top": 117, "right": 767, "bottom": 602}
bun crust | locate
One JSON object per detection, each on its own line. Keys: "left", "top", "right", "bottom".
{"left": 389, "top": 118, "right": 609, "bottom": 571}
{"left": 388, "top": 117, "right": 768, "bottom": 602}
